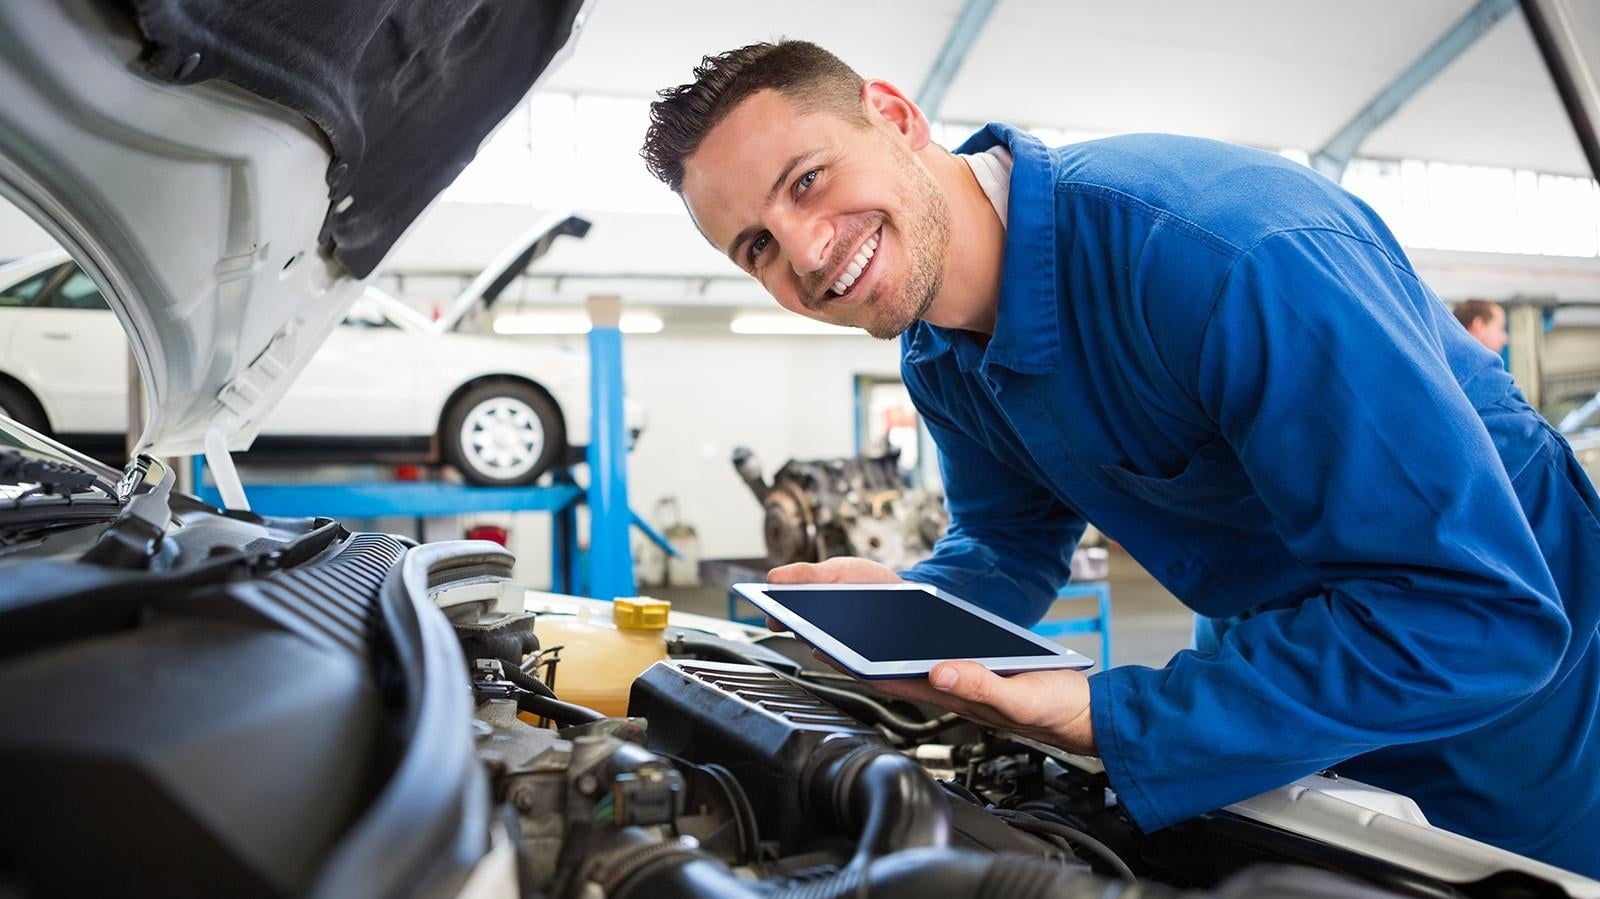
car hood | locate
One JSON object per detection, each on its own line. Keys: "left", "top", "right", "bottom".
{"left": 0, "top": 0, "right": 587, "bottom": 462}
{"left": 1525, "top": 1, "right": 1600, "bottom": 178}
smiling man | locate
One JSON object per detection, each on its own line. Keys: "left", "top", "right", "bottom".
{"left": 641, "top": 41, "right": 1600, "bottom": 874}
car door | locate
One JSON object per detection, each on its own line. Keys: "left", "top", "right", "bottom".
{"left": 256, "top": 294, "right": 419, "bottom": 438}
{"left": 0, "top": 262, "right": 67, "bottom": 417}
{"left": 5, "top": 265, "right": 129, "bottom": 434}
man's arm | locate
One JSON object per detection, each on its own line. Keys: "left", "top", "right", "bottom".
{"left": 880, "top": 227, "right": 1572, "bottom": 831}
{"left": 897, "top": 378, "right": 1086, "bottom": 626}
{"left": 1088, "top": 227, "right": 1570, "bottom": 830}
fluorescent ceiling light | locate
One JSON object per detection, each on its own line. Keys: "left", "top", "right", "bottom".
{"left": 729, "top": 313, "right": 857, "bottom": 336}
{"left": 494, "top": 312, "right": 664, "bottom": 334}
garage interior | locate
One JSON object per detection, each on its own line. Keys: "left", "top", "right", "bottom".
{"left": 2, "top": 0, "right": 1600, "bottom": 893}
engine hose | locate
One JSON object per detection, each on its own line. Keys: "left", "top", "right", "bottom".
{"left": 671, "top": 636, "right": 962, "bottom": 737}
{"left": 987, "top": 809, "right": 1136, "bottom": 882}
{"left": 511, "top": 685, "right": 605, "bottom": 726}
{"left": 803, "top": 739, "right": 949, "bottom": 865}
{"left": 606, "top": 736, "right": 958, "bottom": 898}
{"left": 499, "top": 659, "right": 558, "bottom": 699}
{"left": 785, "top": 674, "right": 964, "bottom": 738}
{"left": 607, "top": 845, "right": 1153, "bottom": 899}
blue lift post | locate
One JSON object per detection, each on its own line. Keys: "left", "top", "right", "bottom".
{"left": 583, "top": 294, "right": 636, "bottom": 600}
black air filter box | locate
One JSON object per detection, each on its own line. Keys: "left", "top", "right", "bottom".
{"left": 629, "top": 660, "right": 880, "bottom": 851}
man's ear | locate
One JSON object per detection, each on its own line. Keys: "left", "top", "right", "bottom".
{"left": 862, "top": 79, "right": 931, "bottom": 151}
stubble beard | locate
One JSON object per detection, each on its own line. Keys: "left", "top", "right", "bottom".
{"left": 860, "top": 149, "right": 951, "bottom": 341}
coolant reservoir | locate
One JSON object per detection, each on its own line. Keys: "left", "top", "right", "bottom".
{"left": 532, "top": 597, "right": 671, "bottom": 717}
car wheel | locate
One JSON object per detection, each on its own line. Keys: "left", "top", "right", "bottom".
{"left": 0, "top": 381, "right": 47, "bottom": 433}
{"left": 442, "top": 382, "right": 565, "bottom": 486}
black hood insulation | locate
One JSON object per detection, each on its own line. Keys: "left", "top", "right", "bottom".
{"left": 127, "top": 0, "right": 585, "bottom": 277}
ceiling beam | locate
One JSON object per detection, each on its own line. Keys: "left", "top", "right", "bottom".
{"left": 915, "top": 0, "right": 1000, "bottom": 120}
{"left": 1311, "top": 0, "right": 1520, "bottom": 181}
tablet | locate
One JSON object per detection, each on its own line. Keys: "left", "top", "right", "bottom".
{"left": 731, "top": 582, "right": 1095, "bottom": 679}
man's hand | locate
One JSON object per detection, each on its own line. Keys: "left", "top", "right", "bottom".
{"left": 871, "top": 662, "right": 1098, "bottom": 756}
{"left": 767, "top": 557, "right": 903, "bottom": 585}
{"left": 760, "top": 558, "right": 1097, "bottom": 754}
{"left": 762, "top": 557, "right": 903, "bottom": 631}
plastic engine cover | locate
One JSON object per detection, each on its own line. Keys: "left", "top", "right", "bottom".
{"left": 629, "top": 660, "right": 880, "bottom": 852}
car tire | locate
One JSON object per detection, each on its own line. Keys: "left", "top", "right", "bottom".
{"left": 0, "top": 381, "right": 48, "bottom": 433}
{"left": 441, "top": 381, "right": 565, "bottom": 486}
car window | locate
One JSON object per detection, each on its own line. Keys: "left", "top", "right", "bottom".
{"left": 0, "top": 264, "right": 64, "bottom": 307}
{"left": 1560, "top": 394, "right": 1600, "bottom": 434}
{"left": 40, "top": 268, "right": 110, "bottom": 311}
{"left": 341, "top": 296, "right": 396, "bottom": 329}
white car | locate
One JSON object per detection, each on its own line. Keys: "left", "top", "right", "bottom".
{"left": 1556, "top": 391, "right": 1600, "bottom": 485}
{"left": 0, "top": 215, "right": 637, "bottom": 486}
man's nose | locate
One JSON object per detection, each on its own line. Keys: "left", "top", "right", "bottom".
{"left": 774, "top": 215, "right": 831, "bottom": 276}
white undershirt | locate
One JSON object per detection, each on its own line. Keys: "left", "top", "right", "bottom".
{"left": 960, "top": 145, "right": 1014, "bottom": 228}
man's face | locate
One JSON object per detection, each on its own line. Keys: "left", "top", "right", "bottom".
{"left": 1470, "top": 304, "right": 1508, "bottom": 354}
{"left": 680, "top": 87, "right": 950, "bottom": 340}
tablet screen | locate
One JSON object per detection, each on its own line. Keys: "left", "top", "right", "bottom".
{"left": 759, "top": 586, "right": 1058, "bottom": 662}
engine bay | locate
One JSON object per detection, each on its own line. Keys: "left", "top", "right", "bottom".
{"left": 0, "top": 513, "right": 1592, "bottom": 899}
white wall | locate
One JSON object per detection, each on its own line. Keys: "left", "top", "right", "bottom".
{"left": 465, "top": 329, "right": 902, "bottom": 587}
{"left": 622, "top": 330, "right": 902, "bottom": 561}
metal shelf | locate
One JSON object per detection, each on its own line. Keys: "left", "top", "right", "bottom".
{"left": 190, "top": 475, "right": 582, "bottom": 519}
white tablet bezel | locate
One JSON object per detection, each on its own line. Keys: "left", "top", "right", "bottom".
{"left": 731, "top": 581, "right": 1095, "bottom": 679}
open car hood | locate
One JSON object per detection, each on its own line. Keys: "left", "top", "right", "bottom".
{"left": 0, "top": 0, "right": 587, "bottom": 461}
{"left": 1525, "top": 1, "right": 1600, "bottom": 176}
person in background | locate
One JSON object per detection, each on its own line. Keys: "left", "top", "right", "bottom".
{"left": 1453, "top": 298, "right": 1508, "bottom": 354}
{"left": 640, "top": 40, "right": 1600, "bottom": 875}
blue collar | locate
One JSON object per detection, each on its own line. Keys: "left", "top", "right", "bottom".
{"left": 902, "top": 123, "right": 1063, "bottom": 375}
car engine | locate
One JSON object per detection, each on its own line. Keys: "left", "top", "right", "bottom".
{"left": 731, "top": 446, "right": 949, "bottom": 570}
{"left": 0, "top": 503, "right": 1579, "bottom": 899}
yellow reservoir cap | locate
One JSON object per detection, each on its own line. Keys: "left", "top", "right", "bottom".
{"left": 613, "top": 597, "right": 671, "bottom": 630}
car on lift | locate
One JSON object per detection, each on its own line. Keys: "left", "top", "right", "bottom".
{"left": 0, "top": 212, "right": 633, "bottom": 486}
{"left": 0, "top": 1, "right": 1597, "bottom": 899}
{"left": 1555, "top": 391, "right": 1600, "bottom": 484}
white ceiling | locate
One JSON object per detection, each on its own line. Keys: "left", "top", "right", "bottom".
{"left": 543, "top": 0, "right": 1590, "bottom": 176}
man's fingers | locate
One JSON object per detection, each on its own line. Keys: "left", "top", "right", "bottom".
{"left": 930, "top": 660, "right": 989, "bottom": 698}
{"left": 766, "top": 557, "right": 903, "bottom": 584}
{"left": 767, "top": 562, "right": 823, "bottom": 584}
{"left": 927, "top": 663, "right": 1079, "bottom": 730}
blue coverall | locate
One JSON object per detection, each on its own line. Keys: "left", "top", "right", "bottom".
{"left": 900, "top": 124, "right": 1600, "bottom": 874}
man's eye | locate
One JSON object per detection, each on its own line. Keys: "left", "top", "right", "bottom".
{"left": 796, "top": 169, "right": 819, "bottom": 194}
{"left": 748, "top": 233, "right": 771, "bottom": 263}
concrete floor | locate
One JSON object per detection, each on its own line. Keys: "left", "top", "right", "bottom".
{"left": 650, "top": 546, "right": 1194, "bottom": 673}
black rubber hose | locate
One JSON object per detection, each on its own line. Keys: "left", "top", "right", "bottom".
{"left": 988, "top": 809, "right": 1136, "bottom": 882}
{"left": 511, "top": 685, "right": 605, "bottom": 726}
{"left": 785, "top": 673, "right": 965, "bottom": 738}
{"left": 804, "top": 740, "right": 950, "bottom": 865}
{"left": 609, "top": 845, "right": 1151, "bottom": 899}
{"left": 498, "top": 659, "right": 559, "bottom": 698}
{"left": 672, "top": 635, "right": 963, "bottom": 737}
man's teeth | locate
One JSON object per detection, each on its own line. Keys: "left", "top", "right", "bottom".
{"left": 830, "top": 233, "right": 879, "bottom": 296}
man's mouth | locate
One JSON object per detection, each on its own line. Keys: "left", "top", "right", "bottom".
{"left": 827, "top": 228, "right": 881, "bottom": 298}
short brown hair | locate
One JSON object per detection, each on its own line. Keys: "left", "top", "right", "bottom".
{"left": 1453, "top": 299, "right": 1503, "bottom": 329}
{"left": 642, "top": 41, "right": 865, "bottom": 192}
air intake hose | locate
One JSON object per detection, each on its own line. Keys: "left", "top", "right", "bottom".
{"left": 606, "top": 845, "right": 1155, "bottom": 899}
{"left": 802, "top": 736, "right": 949, "bottom": 864}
